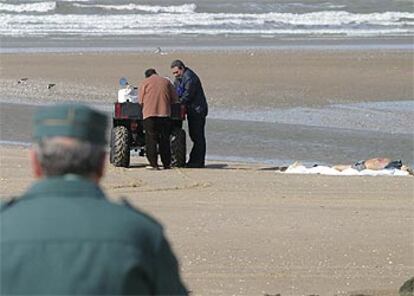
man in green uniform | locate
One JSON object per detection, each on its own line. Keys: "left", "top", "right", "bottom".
{"left": 1, "top": 104, "right": 187, "bottom": 295}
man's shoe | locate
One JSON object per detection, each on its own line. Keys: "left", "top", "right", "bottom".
{"left": 186, "top": 163, "right": 205, "bottom": 168}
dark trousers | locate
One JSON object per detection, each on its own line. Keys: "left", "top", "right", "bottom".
{"left": 143, "top": 117, "right": 171, "bottom": 168}
{"left": 187, "top": 113, "right": 206, "bottom": 166}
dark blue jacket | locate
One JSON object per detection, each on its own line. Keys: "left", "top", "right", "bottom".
{"left": 175, "top": 68, "right": 208, "bottom": 117}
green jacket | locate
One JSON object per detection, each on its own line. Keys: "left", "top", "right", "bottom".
{"left": 1, "top": 175, "right": 187, "bottom": 295}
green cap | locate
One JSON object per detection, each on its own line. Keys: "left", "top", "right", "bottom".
{"left": 33, "top": 104, "right": 108, "bottom": 145}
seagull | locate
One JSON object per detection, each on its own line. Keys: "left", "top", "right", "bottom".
{"left": 17, "top": 78, "right": 28, "bottom": 84}
{"left": 154, "top": 47, "right": 168, "bottom": 55}
{"left": 154, "top": 47, "right": 162, "bottom": 54}
{"left": 47, "top": 83, "right": 56, "bottom": 89}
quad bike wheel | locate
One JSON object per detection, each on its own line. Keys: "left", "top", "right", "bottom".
{"left": 110, "top": 126, "right": 130, "bottom": 167}
{"left": 170, "top": 128, "right": 186, "bottom": 167}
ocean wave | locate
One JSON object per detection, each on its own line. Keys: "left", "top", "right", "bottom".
{"left": 265, "top": 11, "right": 414, "bottom": 26}
{"left": 0, "top": 1, "right": 56, "bottom": 13}
{"left": 0, "top": 10, "right": 413, "bottom": 37}
{"left": 73, "top": 3, "right": 196, "bottom": 14}
{"left": 283, "top": 2, "right": 346, "bottom": 10}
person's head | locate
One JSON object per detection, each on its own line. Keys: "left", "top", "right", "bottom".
{"left": 31, "top": 104, "right": 108, "bottom": 183}
{"left": 170, "top": 60, "right": 186, "bottom": 78}
{"left": 144, "top": 68, "right": 157, "bottom": 78}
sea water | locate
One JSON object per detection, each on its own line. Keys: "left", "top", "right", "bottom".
{"left": 1, "top": 0, "right": 413, "bottom": 51}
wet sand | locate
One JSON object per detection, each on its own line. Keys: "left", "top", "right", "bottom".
{"left": 0, "top": 50, "right": 413, "bottom": 166}
{"left": 2, "top": 102, "right": 413, "bottom": 167}
{"left": 1, "top": 146, "right": 413, "bottom": 295}
{"left": 0, "top": 50, "right": 413, "bottom": 108}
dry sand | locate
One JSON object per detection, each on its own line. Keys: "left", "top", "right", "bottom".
{"left": 0, "top": 50, "right": 413, "bottom": 108}
{"left": 1, "top": 146, "right": 413, "bottom": 296}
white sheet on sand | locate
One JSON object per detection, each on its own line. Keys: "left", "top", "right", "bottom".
{"left": 284, "top": 165, "right": 409, "bottom": 176}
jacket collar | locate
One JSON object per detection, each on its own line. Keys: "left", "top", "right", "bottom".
{"left": 24, "top": 175, "right": 105, "bottom": 199}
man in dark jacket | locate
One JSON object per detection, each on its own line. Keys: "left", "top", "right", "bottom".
{"left": 171, "top": 60, "right": 208, "bottom": 168}
{"left": 0, "top": 104, "right": 187, "bottom": 295}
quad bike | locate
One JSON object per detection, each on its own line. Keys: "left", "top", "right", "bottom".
{"left": 110, "top": 102, "right": 186, "bottom": 168}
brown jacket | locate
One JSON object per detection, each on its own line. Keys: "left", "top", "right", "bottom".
{"left": 139, "top": 75, "right": 178, "bottom": 119}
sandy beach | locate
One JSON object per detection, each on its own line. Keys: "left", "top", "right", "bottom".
{"left": 1, "top": 145, "right": 413, "bottom": 295}
{"left": 1, "top": 50, "right": 413, "bottom": 166}
{"left": 1, "top": 0, "right": 414, "bottom": 294}
{"left": 0, "top": 50, "right": 413, "bottom": 108}
{"left": 1, "top": 48, "right": 413, "bottom": 295}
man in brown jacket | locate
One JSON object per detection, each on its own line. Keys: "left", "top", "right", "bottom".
{"left": 139, "top": 68, "right": 178, "bottom": 169}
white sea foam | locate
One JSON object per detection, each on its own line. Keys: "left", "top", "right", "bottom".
{"left": 0, "top": 1, "right": 56, "bottom": 13}
{"left": 0, "top": 10, "right": 413, "bottom": 37}
{"left": 73, "top": 3, "right": 196, "bottom": 14}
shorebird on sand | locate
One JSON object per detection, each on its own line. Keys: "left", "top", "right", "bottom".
{"left": 154, "top": 47, "right": 162, "bottom": 54}
{"left": 154, "top": 47, "right": 167, "bottom": 55}
{"left": 17, "top": 78, "right": 28, "bottom": 84}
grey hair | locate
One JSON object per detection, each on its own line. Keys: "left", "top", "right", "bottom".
{"left": 33, "top": 138, "right": 105, "bottom": 177}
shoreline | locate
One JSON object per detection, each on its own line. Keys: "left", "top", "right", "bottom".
{"left": 2, "top": 36, "right": 413, "bottom": 53}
